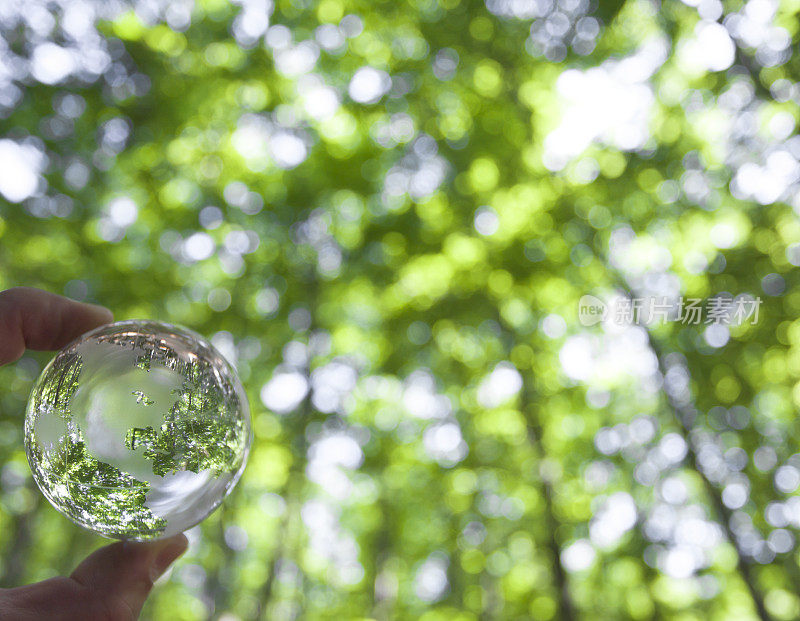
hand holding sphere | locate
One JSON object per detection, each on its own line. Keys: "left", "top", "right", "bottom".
{"left": 0, "top": 287, "right": 250, "bottom": 619}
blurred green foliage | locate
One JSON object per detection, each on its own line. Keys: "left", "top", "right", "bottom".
{"left": 2, "top": 0, "right": 800, "bottom": 619}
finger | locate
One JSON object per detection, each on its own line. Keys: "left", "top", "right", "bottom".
{"left": 70, "top": 534, "right": 188, "bottom": 620}
{"left": 0, "top": 287, "right": 113, "bottom": 366}
{"left": 0, "top": 535, "right": 188, "bottom": 621}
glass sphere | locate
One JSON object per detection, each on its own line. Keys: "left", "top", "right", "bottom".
{"left": 25, "top": 320, "right": 251, "bottom": 541}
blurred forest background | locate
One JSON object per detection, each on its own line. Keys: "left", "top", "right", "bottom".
{"left": 1, "top": 0, "right": 800, "bottom": 619}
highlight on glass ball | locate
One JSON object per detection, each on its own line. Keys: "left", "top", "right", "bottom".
{"left": 24, "top": 320, "right": 251, "bottom": 541}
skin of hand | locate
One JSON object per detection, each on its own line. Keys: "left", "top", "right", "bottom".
{"left": 0, "top": 287, "right": 188, "bottom": 620}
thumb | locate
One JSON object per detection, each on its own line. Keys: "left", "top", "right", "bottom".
{"left": 70, "top": 534, "right": 188, "bottom": 619}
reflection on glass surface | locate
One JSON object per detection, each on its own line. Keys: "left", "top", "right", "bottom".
{"left": 25, "top": 320, "right": 251, "bottom": 541}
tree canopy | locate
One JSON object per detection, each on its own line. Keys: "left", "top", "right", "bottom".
{"left": 1, "top": 0, "right": 800, "bottom": 619}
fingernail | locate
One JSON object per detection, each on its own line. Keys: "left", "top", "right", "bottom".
{"left": 149, "top": 534, "right": 188, "bottom": 582}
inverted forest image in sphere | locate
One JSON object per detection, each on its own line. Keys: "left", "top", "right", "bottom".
{"left": 25, "top": 321, "right": 251, "bottom": 540}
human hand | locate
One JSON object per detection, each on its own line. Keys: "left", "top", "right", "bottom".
{"left": 0, "top": 287, "right": 188, "bottom": 620}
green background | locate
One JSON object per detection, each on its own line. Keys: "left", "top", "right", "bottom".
{"left": 1, "top": 0, "right": 800, "bottom": 618}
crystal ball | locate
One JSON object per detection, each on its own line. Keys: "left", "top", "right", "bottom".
{"left": 24, "top": 320, "right": 251, "bottom": 541}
